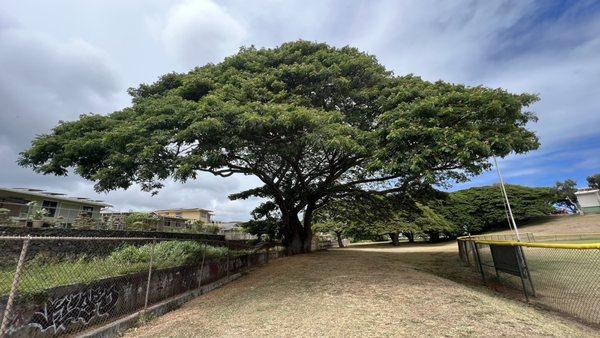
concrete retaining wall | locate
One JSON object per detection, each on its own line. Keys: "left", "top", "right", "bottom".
{"left": 2, "top": 252, "right": 269, "bottom": 337}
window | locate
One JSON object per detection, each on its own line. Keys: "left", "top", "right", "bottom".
{"left": 0, "top": 197, "right": 29, "bottom": 217}
{"left": 82, "top": 206, "right": 94, "bottom": 217}
{"left": 42, "top": 200, "right": 58, "bottom": 217}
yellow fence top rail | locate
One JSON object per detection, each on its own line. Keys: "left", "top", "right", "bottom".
{"left": 468, "top": 239, "right": 600, "bottom": 250}
{"left": 458, "top": 233, "right": 600, "bottom": 250}
{"left": 459, "top": 232, "right": 600, "bottom": 238}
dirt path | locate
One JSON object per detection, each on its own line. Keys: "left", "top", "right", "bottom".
{"left": 126, "top": 246, "right": 596, "bottom": 337}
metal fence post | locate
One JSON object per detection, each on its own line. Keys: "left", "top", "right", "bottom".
{"left": 515, "top": 247, "right": 530, "bottom": 302}
{"left": 471, "top": 241, "right": 485, "bottom": 282}
{"left": 198, "top": 242, "right": 206, "bottom": 290}
{"left": 518, "top": 247, "right": 536, "bottom": 298}
{"left": 266, "top": 246, "right": 270, "bottom": 264}
{"left": 464, "top": 241, "right": 470, "bottom": 265}
{"left": 143, "top": 238, "right": 156, "bottom": 312}
{"left": 1, "top": 237, "right": 31, "bottom": 335}
{"left": 226, "top": 243, "right": 230, "bottom": 279}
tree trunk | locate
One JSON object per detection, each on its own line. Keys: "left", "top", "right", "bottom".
{"left": 285, "top": 216, "right": 304, "bottom": 254}
{"left": 336, "top": 231, "right": 344, "bottom": 248}
{"left": 302, "top": 208, "right": 314, "bottom": 253}
{"left": 403, "top": 232, "right": 414, "bottom": 243}
{"left": 282, "top": 211, "right": 313, "bottom": 255}
{"left": 389, "top": 232, "right": 400, "bottom": 246}
{"left": 428, "top": 232, "right": 440, "bottom": 243}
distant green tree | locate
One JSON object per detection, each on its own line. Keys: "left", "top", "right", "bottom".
{"left": 313, "top": 221, "right": 347, "bottom": 247}
{"left": 185, "top": 219, "right": 220, "bottom": 234}
{"left": 357, "top": 202, "right": 454, "bottom": 244}
{"left": 202, "top": 224, "right": 221, "bottom": 234}
{"left": 587, "top": 173, "right": 600, "bottom": 189}
{"left": 241, "top": 219, "right": 282, "bottom": 241}
{"left": 313, "top": 195, "right": 391, "bottom": 247}
{"left": 436, "top": 185, "right": 557, "bottom": 234}
{"left": 415, "top": 204, "right": 455, "bottom": 242}
{"left": 554, "top": 179, "right": 579, "bottom": 213}
{"left": 124, "top": 212, "right": 160, "bottom": 230}
{"left": 373, "top": 209, "right": 421, "bottom": 245}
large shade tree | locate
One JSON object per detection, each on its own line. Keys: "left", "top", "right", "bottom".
{"left": 19, "top": 41, "right": 540, "bottom": 254}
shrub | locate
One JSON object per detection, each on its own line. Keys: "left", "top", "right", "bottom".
{"left": 124, "top": 212, "right": 160, "bottom": 230}
{"left": 107, "top": 241, "right": 229, "bottom": 268}
{"left": 72, "top": 212, "right": 96, "bottom": 229}
{"left": 0, "top": 208, "right": 10, "bottom": 225}
{"left": 203, "top": 224, "right": 221, "bottom": 234}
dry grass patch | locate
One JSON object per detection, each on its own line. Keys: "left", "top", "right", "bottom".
{"left": 490, "top": 214, "right": 600, "bottom": 235}
{"left": 126, "top": 246, "right": 596, "bottom": 337}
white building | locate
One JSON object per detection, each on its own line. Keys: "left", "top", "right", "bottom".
{"left": 575, "top": 189, "right": 600, "bottom": 215}
{"left": 0, "top": 186, "right": 111, "bottom": 226}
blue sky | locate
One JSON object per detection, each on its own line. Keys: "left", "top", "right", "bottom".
{"left": 1, "top": 0, "right": 599, "bottom": 220}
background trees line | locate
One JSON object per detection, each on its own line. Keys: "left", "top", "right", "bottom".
{"left": 251, "top": 174, "right": 598, "bottom": 246}
{"left": 311, "top": 184, "right": 558, "bottom": 246}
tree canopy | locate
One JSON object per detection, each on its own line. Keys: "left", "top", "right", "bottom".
{"left": 553, "top": 179, "right": 579, "bottom": 212}
{"left": 587, "top": 173, "right": 600, "bottom": 189}
{"left": 312, "top": 195, "right": 396, "bottom": 247}
{"left": 19, "top": 41, "right": 540, "bottom": 253}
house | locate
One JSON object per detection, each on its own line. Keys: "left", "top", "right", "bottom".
{"left": 214, "top": 221, "right": 256, "bottom": 240}
{"left": 100, "top": 211, "right": 189, "bottom": 230}
{"left": 154, "top": 208, "right": 213, "bottom": 223}
{"left": 575, "top": 189, "right": 600, "bottom": 214}
{"left": 0, "top": 186, "right": 111, "bottom": 226}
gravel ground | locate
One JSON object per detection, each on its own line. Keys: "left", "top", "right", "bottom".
{"left": 125, "top": 243, "right": 597, "bottom": 337}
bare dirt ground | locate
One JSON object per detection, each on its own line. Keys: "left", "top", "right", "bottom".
{"left": 126, "top": 218, "right": 599, "bottom": 338}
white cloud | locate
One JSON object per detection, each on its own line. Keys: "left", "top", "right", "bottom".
{"left": 1, "top": 0, "right": 599, "bottom": 220}
{"left": 482, "top": 34, "right": 600, "bottom": 148}
{"left": 0, "top": 24, "right": 121, "bottom": 147}
{"left": 156, "top": 0, "right": 247, "bottom": 69}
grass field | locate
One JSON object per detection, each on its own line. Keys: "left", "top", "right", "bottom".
{"left": 491, "top": 213, "right": 600, "bottom": 235}
{"left": 478, "top": 215, "right": 600, "bottom": 324}
{"left": 125, "top": 215, "right": 600, "bottom": 337}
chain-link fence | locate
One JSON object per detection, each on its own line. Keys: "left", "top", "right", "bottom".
{"left": 458, "top": 233, "right": 600, "bottom": 325}
{"left": 0, "top": 236, "right": 284, "bottom": 337}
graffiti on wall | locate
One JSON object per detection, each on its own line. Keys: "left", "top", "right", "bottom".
{"left": 28, "top": 284, "right": 119, "bottom": 333}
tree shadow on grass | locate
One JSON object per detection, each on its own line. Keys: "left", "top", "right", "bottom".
{"left": 335, "top": 241, "right": 528, "bottom": 302}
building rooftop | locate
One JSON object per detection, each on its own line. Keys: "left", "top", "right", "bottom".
{"left": 155, "top": 207, "right": 213, "bottom": 213}
{"left": 0, "top": 186, "right": 112, "bottom": 207}
{"left": 575, "top": 189, "right": 599, "bottom": 195}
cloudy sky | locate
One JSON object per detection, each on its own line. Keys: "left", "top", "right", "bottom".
{"left": 1, "top": 0, "right": 599, "bottom": 220}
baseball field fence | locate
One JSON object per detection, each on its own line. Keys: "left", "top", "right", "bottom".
{"left": 0, "top": 235, "right": 284, "bottom": 337}
{"left": 458, "top": 233, "right": 600, "bottom": 325}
